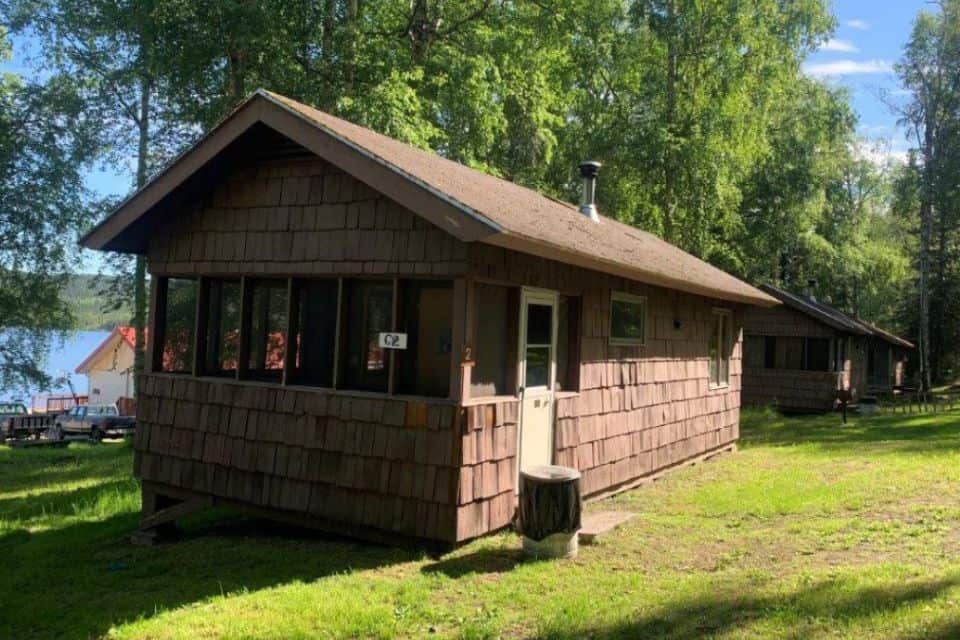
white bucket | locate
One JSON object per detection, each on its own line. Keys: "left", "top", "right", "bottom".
{"left": 522, "top": 530, "right": 579, "bottom": 559}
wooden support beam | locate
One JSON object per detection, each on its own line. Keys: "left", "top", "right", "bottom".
{"left": 139, "top": 495, "right": 214, "bottom": 531}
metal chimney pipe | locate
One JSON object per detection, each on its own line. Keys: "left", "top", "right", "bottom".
{"left": 807, "top": 278, "right": 817, "bottom": 301}
{"left": 578, "top": 161, "right": 602, "bottom": 222}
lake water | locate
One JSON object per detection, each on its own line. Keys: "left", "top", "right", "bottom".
{"left": 1, "top": 330, "right": 111, "bottom": 402}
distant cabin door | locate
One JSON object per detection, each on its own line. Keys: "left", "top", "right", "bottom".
{"left": 517, "top": 288, "right": 559, "bottom": 475}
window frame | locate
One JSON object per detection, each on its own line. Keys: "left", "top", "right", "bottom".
{"left": 153, "top": 275, "right": 200, "bottom": 375}
{"left": 608, "top": 291, "right": 648, "bottom": 347}
{"left": 710, "top": 308, "right": 732, "bottom": 389}
{"left": 153, "top": 273, "right": 461, "bottom": 400}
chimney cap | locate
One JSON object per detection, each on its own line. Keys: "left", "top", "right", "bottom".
{"left": 579, "top": 160, "right": 602, "bottom": 178}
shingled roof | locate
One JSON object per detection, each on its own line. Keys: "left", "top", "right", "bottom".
{"left": 759, "top": 284, "right": 913, "bottom": 348}
{"left": 81, "top": 89, "right": 777, "bottom": 306}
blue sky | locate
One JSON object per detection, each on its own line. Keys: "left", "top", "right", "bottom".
{"left": 0, "top": 0, "right": 931, "bottom": 203}
{"left": 804, "top": 0, "right": 928, "bottom": 162}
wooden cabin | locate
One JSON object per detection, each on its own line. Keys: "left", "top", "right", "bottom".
{"left": 82, "top": 90, "right": 777, "bottom": 546}
{"left": 742, "top": 284, "right": 912, "bottom": 412}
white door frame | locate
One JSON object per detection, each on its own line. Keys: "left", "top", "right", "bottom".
{"left": 516, "top": 287, "right": 559, "bottom": 476}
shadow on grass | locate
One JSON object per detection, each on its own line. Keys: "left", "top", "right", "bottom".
{"left": 0, "top": 508, "right": 417, "bottom": 639}
{"left": 421, "top": 545, "right": 525, "bottom": 578}
{"left": 532, "top": 573, "right": 960, "bottom": 640}
{"left": 740, "top": 407, "right": 960, "bottom": 454}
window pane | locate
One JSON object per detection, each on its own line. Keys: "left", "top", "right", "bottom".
{"left": 556, "top": 296, "right": 581, "bottom": 392}
{"left": 159, "top": 277, "right": 197, "bottom": 373}
{"left": 764, "top": 336, "right": 777, "bottom": 369}
{"left": 293, "top": 279, "right": 338, "bottom": 387}
{"left": 203, "top": 279, "right": 240, "bottom": 375}
{"left": 718, "top": 315, "right": 729, "bottom": 384}
{"left": 611, "top": 295, "right": 644, "bottom": 343}
{"left": 776, "top": 337, "right": 804, "bottom": 370}
{"left": 342, "top": 279, "right": 393, "bottom": 392}
{"left": 526, "top": 303, "right": 552, "bottom": 345}
{"left": 804, "top": 338, "right": 830, "bottom": 372}
{"left": 525, "top": 346, "right": 550, "bottom": 387}
{"left": 708, "top": 315, "right": 719, "bottom": 385}
{"left": 397, "top": 280, "right": 453, "bottom": 397}
{"left": 470, "top": 283, "right": 516, "bottom": 397}
{"left": 247, "top": 279, "right": 288, "bottom": 380}
{"left": 744, "top": 336, "right": 765, "bottom": 369}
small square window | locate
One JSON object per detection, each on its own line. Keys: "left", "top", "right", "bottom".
{"left": 609, "top": 292, "right": 646, "bottom": 346}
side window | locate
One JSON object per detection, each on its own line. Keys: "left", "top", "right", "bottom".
{"left": 243, "top": 279, "right": 288, "bottom": 381}
{"left": 155, "top": 277, "right": 199, "bottom": 373}
{"left": 609, "top": 292, "right": 646, "bottom": 346}
{"left": 290, "top": 279, "right": 339, "bottom": 387}
{"left": 710, "top": 309, "right": 731, "bottom": 388}
{"left": 201, "top": 279, "right": 241, "bottom": 376}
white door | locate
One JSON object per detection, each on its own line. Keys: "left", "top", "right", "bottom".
{"left": 517, "top": 288, "right": 559, "bottom": 474}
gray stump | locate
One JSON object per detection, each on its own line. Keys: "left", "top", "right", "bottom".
{"left": 518, "top": 465, "right": 582, "bottom": 559}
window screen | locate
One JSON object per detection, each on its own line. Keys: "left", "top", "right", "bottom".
{"left": 764, "top": 336, "right": 776, "bottom": 369}
{"left": 744, "top": 335, "right": 765, "bottom": 370}
{"left": 341, "top": 279, "right": 393, "bottom": 392}
{"left": 396, "top": 280, "right": 453, "bottom": 397}
{"left": 610, "top": 292, "right": 646, "bottom": 345}
{"left": 804, "top": 338, "right": 831, "bottom": 372}
{"left": 202, "top": 279, "right": 240, "bottom": 376}
{"left": 291, "top": 279, "right": 338, "bottom": 387}
{"left": 777, "top": 337, "right": 804, "bottom": 370}
{"left": 157, "top": 277, "right": 198, "bottom": 373}
{"left": 245, "top": 279, "right": 288, "bottom": 381}
{"left": 710, "top": 310, "right": 731, "bottom": 387}
{"left": 556, "top": 295, "right": 581, "bottom": 392}
{"left": 470, "top": 283, "right": 516, "bottom": 397}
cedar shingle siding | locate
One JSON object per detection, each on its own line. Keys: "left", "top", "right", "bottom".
{"left": 131, "top": 148, "right": 744, "bottom": 543}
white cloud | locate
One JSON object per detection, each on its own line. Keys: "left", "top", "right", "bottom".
{"left": 820, "top": 38, "right": 859, "bottom": 53}
{"left": 843, "top": 19, "right": 870, "bottom": 31}
{"left": 802, "top": 59, "right": 893, "bottom": 77}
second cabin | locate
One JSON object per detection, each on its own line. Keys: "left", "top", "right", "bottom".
{"left": 742, "top": 283, "right": 913, "bottom": 413}
{"left": 82, "top": 90, "right": 777, "bottom": 545}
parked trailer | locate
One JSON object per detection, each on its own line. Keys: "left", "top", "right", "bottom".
{"left": 1, "top": 402, "right": 55, "bottom": 439}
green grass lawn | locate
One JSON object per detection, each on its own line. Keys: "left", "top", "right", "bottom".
{"left": 5, "top": 409, "right": 960, "bottom": 639}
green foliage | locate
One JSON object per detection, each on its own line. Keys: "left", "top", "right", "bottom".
{"left": 0, "top": 28, "right": 100, "bottom": 393}
{"left": 1, "top": 0, "right": 922, "bottom": 380}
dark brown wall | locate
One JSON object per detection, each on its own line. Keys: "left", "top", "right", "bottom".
{"left": 135, "top": 375, "right": 463, "bottom": 542}
{"left": 148, "top": 153, "right": 467, "bottom": 278}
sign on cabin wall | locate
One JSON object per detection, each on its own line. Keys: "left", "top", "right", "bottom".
{"left": 378, "top": 332, "right": 408, "bottom": 350}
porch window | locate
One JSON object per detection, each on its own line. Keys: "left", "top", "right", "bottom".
{"left": 290, "top": 279, "right": 339, "bottom": 387}
{"left": 803, "top": 338, "right": 831, "bottom": 372}
{"left": 243, "top": 279, "right": 288, "bottom": 381}
{"left": 200, "top": 279, "right": 241, "bottom": 376}
{"left": 396, "top": 280, "right": 453, "bottom": 397}
{"left": 470, "top": 283, "right": 517, "bottom": 397}
{"left": 609, "top": 292, "right": 646, "bottom": 346}
{"left": 709, "top": 309, "right": 732, "bottom": 388}
{"left": 155, "top": 277, "right": 198, "bottom": 374}
{"left": 340, "top": 279, "right": 393, "bottom": 392}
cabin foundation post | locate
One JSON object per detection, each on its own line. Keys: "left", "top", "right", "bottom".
{"left": 131, "top": 486, "right": 206, "bottom": 545}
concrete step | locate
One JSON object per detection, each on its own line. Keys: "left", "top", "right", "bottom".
{"left": 579, "top": 511, "right": 637, "bottom": 544}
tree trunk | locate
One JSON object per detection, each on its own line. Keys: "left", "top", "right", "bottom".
{"left": 133, "top": 78, "right": 152, "bottom": 399}
{"left": 345, "top": 0, "right": 359, "bottom": 96}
